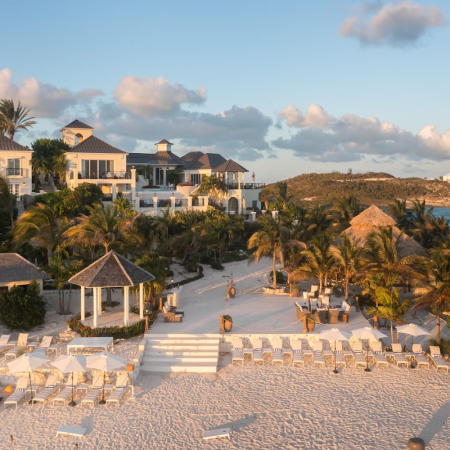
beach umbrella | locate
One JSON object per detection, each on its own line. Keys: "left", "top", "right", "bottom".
{"left": 318, "top": 328, "right": 352, "bottom": 374}
{"left": 396, "top": 323, "right": 431, "bottom": 349}
{"left": 352, "top": 327, "right": 388, "bottom": 372}
{"left": 51, "top": 354, "right": 86, "bottom": 407}
{"left": 8, "top": 352, "right": 49, "bottom": 403}
{"left": 86, "top": 352, "right": 125, "bottom": 405}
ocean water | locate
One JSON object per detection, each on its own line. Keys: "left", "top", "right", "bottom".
{"left": 427, "top": 207, "right": 450, "bottom": 220}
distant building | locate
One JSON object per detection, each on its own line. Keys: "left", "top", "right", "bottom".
{"left": 0, "top": 253, "right": 46, "bottom": 292}
{"left": 442, "top": 173, "right": 450, "bottom": 182}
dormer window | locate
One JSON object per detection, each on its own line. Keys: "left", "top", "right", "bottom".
{"left": 74, "top": 133, "right": 84, "bottom": 145}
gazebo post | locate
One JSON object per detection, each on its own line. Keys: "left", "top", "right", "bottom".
{"left": 98, "top": 287, "right": 102, "bottom": 314}
{"left": 124, "top": 286, "right": 130, "bottom": 326}
{"left": 81, "top": 286, "right": 85, "bottom": 321}
{"left": 93, "top": 287, "right": 98, "bottom": 328}
{"left": 139, "top": 283, "right": 144, "bottom": 320}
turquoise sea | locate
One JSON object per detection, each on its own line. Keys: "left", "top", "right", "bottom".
{"left": 427, "top": 207, "right": 450, "bottom": 220}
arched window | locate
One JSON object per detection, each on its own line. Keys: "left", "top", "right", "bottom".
{"left": 75, "top": 133, "right": 84, "bottom": 145}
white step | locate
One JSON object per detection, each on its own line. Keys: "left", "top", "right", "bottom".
{"left": 145, "top": 344, "right": 219, "bottom": 351}
{"left": 144, "top": 338, "right": 220, "bottom": 345}
{"left": 141, "top": 361, "right": 218, "bottom": 373}
{"left": 143, "top": 355, "right": 218, "bottom": 363}
{"left": 144, "top": 350, "right": 218, "bottom": 357}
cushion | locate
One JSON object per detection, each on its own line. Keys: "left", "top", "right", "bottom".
{"left": 342, "top": 301, "right": 351, "bottom": 312}
{"left": 234, "top": 347, "right": 242, "bottom": 352}
{"left": 274, "top": 348, "right": 282, "bottom": 353}
{"left": 293, "top": 349, "right": 302, "bottom": 354}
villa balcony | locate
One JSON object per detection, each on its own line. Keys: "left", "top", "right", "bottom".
{"left": 226, "top": 182, "right": 266, "bottom": 190}
{"left": 6, "top": 168, "right": 23, "bottom": 176}
{"left": 78, "top": 171, "right": 131, "bottom": 181}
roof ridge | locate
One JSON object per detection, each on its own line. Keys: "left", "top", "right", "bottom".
{"left": 112, "top": 252, "right": 134, "bottom": 285}
{"left": 69, "top": 251, "right": 110, "bottom": 287}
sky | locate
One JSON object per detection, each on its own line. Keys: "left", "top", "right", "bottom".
{"left": 2, "top": 0, "right": 450, "bottom": 182}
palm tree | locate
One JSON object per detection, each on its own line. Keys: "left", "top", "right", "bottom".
{"left": 197, "top": 175, "right": 228, "bottom": 201}
{"left": 413, "top": 250, "right": 450, "bottom": 343}
{"left": 13, "top": 203, "right": 67, "bottom": 264}
{"left": 332, "top": 196, "right": 362, "bottom": 230}
{"left": 388, "top": 199, "right": 410, "bottom": 231}
{"left": 0, "top": 174, "right": 16, "bottom": 227}
{"left": 0, "top": 99, "right": 37, "bottom": 139}
{"left": 275, "top": 181, "right": 294, "bottom": 210}
{"left": 331, "top": 234, "right": 366, "bottom": 300}
{"left": 248, "top": 215, "right": 288, "bottom": 289}
{"left": 305, "top": 205, "right": 333, "bottom": 238}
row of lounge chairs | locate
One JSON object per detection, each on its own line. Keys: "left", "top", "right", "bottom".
{"left": 3, "top": 373, "right": 130, "bottom": 410}
{"left": 232, "top": 337, "right": 447, "bottom": 370}
{"left": 0, "top": 334, "right": 62, "bottom": 362}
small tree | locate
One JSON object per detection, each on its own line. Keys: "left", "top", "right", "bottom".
{"left": 0, "top": 280, "right": 46, "bottom": 330}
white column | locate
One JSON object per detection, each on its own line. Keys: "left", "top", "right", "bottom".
{"left": 98, "top": 288, "right": 102, "bottom": 314}
{"left": 153, "top": 196, "right": 158, "bottom": 217}
{"left": 187, "top": 196, "right": 193, "bottom": 210}
{"left": 124, "top": 286, "right": 130, "bottom": 326}
{"left": 139, "top": 283, "right": 144, "bottom": 320}
{"left": 93, "top": 287, "right": 98, "bottom": 328}
{"left": 112, "top": 183, "right": 117, "bottom": 200}
{"left": 153, "top": 167, "right": 156, "bottom": 185}
{"left": 170, "top": 195, "right": 176, "bottom": 215}
{"left": 81, "top": 286, "right": 85, "bottom": 321}
{"left": 131, "top": 167, "right": 136, "bottom": 201}
{"left": 238, "top": 172, "right": 241, "bottom": 189}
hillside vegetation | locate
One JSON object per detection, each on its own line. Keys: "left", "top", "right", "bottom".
{"left": 261, "top": 172, "right": 450, "bottom": 208}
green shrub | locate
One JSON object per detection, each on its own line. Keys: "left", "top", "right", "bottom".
{"left": 102, "top": 301, "right": 120, "bottom": 308}
{"left": 129, "top": 305, "right": 153, "bottom": 316}
{"left": 173, "top": 273, "right": 204, "bottom": 288}
{"left": 200, "top": 253, "right": 214, "bottom": 265}
{"left": 270, "top": 270, "right": 286, "bottom": 284}
{"left": 67, "top": 317, "right": 148, "bottom": 339}
{"left": 222, "top": 314, "right": 232, "bottom": 323}
{"left": 211, "top": 261, "right": 225, "bottom": 271}
{"left": 0, "top": 280, "right": 46, "bottom": 330}
{"left": 429, "top": 338, "right": 450, "bottom": 356}
{"left": 74, "top": 311, "right": 92, "bottom": 320}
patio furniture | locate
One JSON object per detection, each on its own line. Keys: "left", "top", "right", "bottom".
{"left": 342, "top": 341, "right": 355, "bottom": 361}
{"left": 334, "top": 341, "right": 346, "bottom": 366}
{"left": 371, "top": 342, "right": 388, "bottom": 367}
{"left": 232, "top": 338, "right": 244, "bottom": 365}
{"left": 338, "top": 301, "right": 351, "bottom": 322}
{"left": 56, "top": 425, "right": 87, "bottom": 438}
{"left": 272, "top": 338, "right": 284, "bottom": 366}
{"left": 316, "top": 309, "right": 328, "bottom": 324}
{"left": 328, "top": 309, "right": 339, "bottom": 325}
{"left": 429, "top": 346, "right": 449, "bottom": 372}
{"left": 301, "top": 339, "right": 314, "bottom": 358}
{"left": 5, "top": 333, "right": 30, "bottom": 361}
{"left": 291, "top": 340, "right": 305, "bottom": 366}
{"left": 310, "top": 300, "right": 318, "bottom": 312}
{"left": 203, "top": 428, "right": 230, "bottom": 441}
{"left": 3, "top": 377, "right": 29, "bottom": 410}
{"left": 391, "top": 343, "right": 409, "bottom": 367}
{"left": 164, "top": 301, "right": 184, "bottom": 317}
{"left": 252, "top": 338, "right": 264, "bottom": 364}
{"left": 53, "top": 373, "right": 81, "bottom": 406}
{"left": 352, "top": 341, "right": 367, "bottom": 368}
{"left": 324, "top": 287, "right": 333, "bottom": 295}
{"left": 80, "top": 374, "right": 106, "bottom": 408}
{"left": 302, "top": 291, "right": 309, "bottom": 300}
{"left": 106, "top": 374, "right": 129, "bottom": 407}
{"left": 162, "top": 305, "right": 183, "bottom": 322}
{"left": 0, "top": 335, "right": 11, "bottom": 353}
{"left": 35, "top": 336, "right": 61, "bottom": 358}
{"left": 312, "top": 341, "right": 325, "bottom": 366}
{"left": 31, "top": 375, "right": 60, "bottom": 406}
{"left": 294, "top": 302, "right": 309, "bottom": 320}
{"left": 412, "top": 344, "right": 430, "bottom": 369}
{"left": 67, "top": 337, "right": 113, "bottom": 355}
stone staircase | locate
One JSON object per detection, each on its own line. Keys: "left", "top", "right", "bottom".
{"left": 139, "top": 334, "right": 220, "bottom": 373}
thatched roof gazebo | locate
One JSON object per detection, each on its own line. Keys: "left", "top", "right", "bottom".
{"left": 69, "top": 251, "right": 155, "bottom": 328}
{"left": 341, "top": 205, "right": 426, "bottom": 258}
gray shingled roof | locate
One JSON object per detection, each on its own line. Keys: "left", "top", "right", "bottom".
{"left": 214, "top": 159, "right": 249, "bottom": 173}
{"left": 126, "top": 151, "right": 185, "bottom": 166}
{"left": 63, "top": 119, "right": 94, "bottom": 129}
{"left": 0, "top": 135, "right": 31, "bottom": 151}
{"left": 67, "top": 135, "right": 127, "bottom": 154}
{"left": 0, "top": 253, "right": 47, "bottom": 283}
{"left": 68, "top": 251, "right": 155, "bottom": 287}
{"left": 156, "top": 139, "right": 173, "bottom": 145}
{"left": 181, "top": 151, "right": 226, "bottom": 170}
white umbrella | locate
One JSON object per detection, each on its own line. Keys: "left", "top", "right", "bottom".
{"left": 8, "top": 353, "right": 49, "bottom": 403}
{"left": 352, "top": 327, "right": 387, "bottom": 372}
{"left": 318, "top": 328, "right": 352, "bottom": 374}
{"left": 51, "top": 354, "right": 86, "bottom": 407}
{"left": 86, "top": 352, "right": 125, "bottom": 404}
{"left": 396, "top": 323, "right": 431, "bottom": 349}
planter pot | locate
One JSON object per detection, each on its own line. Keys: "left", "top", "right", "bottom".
{"left": 292, "top": 289, "right": 300, "bottom": 298}
{"left": 224, "top": 320, "right": 233, "bottom": 332}
{"left": 229, "top": 287, "right": 236, "bottom": 298}
{"left": 307, "top": 321, "right": 315, "bottom": 332}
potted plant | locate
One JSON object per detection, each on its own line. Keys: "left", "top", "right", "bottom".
{"left": 307, "top": 314, "right": 316, "bottom": 333}
{"left": 292, "top": 284, "right": 301, "bottom": 298}
{"left": 222, "top": 314, "right": 233, "bottom": 332}
{"left": 333, "top": 285, "right": 343, "bottom": 298}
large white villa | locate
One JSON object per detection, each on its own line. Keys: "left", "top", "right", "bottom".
{"left": 62, "top": 119, "right": 264, "bottom": 215}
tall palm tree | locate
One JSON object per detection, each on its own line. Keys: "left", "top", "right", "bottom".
{"left": 0, "top": 174, "right": 16, "bottom": 227}
{"left": 388, "top": 199, "right": 410, "bottom": 231}
{"left": 13, "top": 203, "right": 67, "bottom": 264}
{"left": 413, "top": 250, "right": 450, "bottom": 343}
{"left": 331, "top": 234, "right": 366, "bottom": 300}
{"left": 332, "top": 196, "right": 362, "bottom": 230}
{"left": 0, "top": 99, "right": 37, "bottom": 139}
{"left": 305, "top": 205, "right": 333, "bottom": 238}
{"left": 248, "top": 215, "right": 288, "bottom": 289}
{"left": 275, "top": 181, "right": 294, "bottom": 210}
{"left": 197, "top": 175, "right": 228, "bottom": 200}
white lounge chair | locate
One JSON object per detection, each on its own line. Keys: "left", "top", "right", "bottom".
{"left": 272, "top": 338, "right": 284, "bottom": 366}
{"left": 4, "top": 377, "right": 29, "bottom": 410}
{"left": 32, "top": 375, "right": 59, "bottom": 406}
{"left": 429, "top": 346, "right": 449, "bottom": 372}
{"left": 412, "top": 344, "right": 430, "bottom": 369}
{"left": 371, "top": 342, "right": 388, "bottom": 367}
{"left": 334, "top": 341, "right": 346, "bottom": 366}
{"left": 342, "top": 340, "right": 355, "bottom": 361}
{"left": 106, "top": 374, "right": 130, "bottom": 407}
{"left": 53, "top": 373, "right": 80, "bottom": 406}
{"left": 0, "top": 335, "right": 11, "bottom": 353}
{"left": 291, "top": 340, "right": 304, "bottom": 366}
{"left": 252, "top": 338, "right": 264, "bottom": 364}
{"left": 391, "top": 343, "right": 409, "bottom": 367}
{"left": 81, "top": 374, "right": 113, "bottom": 407}
{"left": 232, "top": 338, "right": 244, "bottom": 365}
{"left": 5, "top": 333, "right": 29, "bottom": 361}
{"left": 35, "top": 336, "right": 60, "bottom": 358}
{"left": 352, "top": 341, "right": 367, "bottom": 367}
{"left": 301, "top": 339, "right": 314, "bottom": 358}
{"left": 312, "top": 341, "right": 325, "bottom": 366}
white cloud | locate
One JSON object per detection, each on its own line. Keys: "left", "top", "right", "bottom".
{"left": 0, "top": 68, "right": 102, "bottom": 118}
{"left": 279, "top": 104, "right": 335, "bottom": 128}
{"left": 114, "top": 75, "right": 206, "bottom": 118}
{"left": 275, "top": 103, "right": 450, "bottom": 162}
{"left": 339, "top": 1, "right": 447, "bottom": 46}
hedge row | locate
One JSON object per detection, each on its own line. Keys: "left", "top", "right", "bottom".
{"left": 67, "top": 317, "right": 147, "bottom": 340}
{"left": 173, "top": 273, "right": 204, "bottom": 288}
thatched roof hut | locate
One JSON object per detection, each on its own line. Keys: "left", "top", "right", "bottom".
{"left": 341, "top": 205, "right": 426, "bottom": 258}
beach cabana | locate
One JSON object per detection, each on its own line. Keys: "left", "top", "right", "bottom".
{"left": 69, "top": 251, "right": 155, "bottom": 328}
{"left": 341, "top": 205, "right": 426, "bottom": 258}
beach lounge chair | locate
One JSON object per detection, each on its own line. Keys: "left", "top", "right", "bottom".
{"left": 164, "top": 301, "right": 184, "bottom": 317}
{"left": 301, "top": 339, "right": 314, "bottom": 358}
{"left": 81, "top": 374, "right": 106, "bottom": 407}
{"left": 391, "top": 343, "right": 409, "bottom": 367}
{"left": 342, "top": 341, "right": 355, "bottom": 361}
{"left": 291, "top": 340, "right": 304, "bottom": 367}
{"left": 162, "top": 305, "right": 183, "bottom": 322}
{"left": 412, "top": 344, "right": 430, "bottom": 369}
{"left": 312, "top": 341, "right": 325, "bottom": 366}
{"left": 32, "top": 375, "right": 59, "bottom": 406}
{"left": 232, "top": 338, "right": 244, "bottom": 365}
{"left": 272, "top": 338, "right": 284, "bottom": 366}
{"left": 53, "top": 373, "right": 80, "bottom": 406}
{"left": 5, "top": 333, "right": 29, "bottom": 361}
{"left": 429, "top": 346, "right": 449, "bottom": 372}
{"left": 252, "top": 338, "right": 264, "bottom": 364}
{"left": 352, "top": 341, "right": 367, "bottom": 367}
{"left": 4, "top": 377, "right": 29, "bottom": 410}
{"left": 35, "top": 336, "right": 60, "bottom": 358}
{"left": 106, "top": 374, "right": 129, "bottom": 407}
{"left": 334, "top": 341, "right": 346, "bottom": 366}
{"left": 0, "top": 335, "right": 11, "bottom": 353}
{"left": 371, "top": 342, "right": 388, "bottom": 367}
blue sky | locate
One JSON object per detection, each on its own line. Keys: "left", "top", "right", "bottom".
{"left": 3, "top": 0, "right": 450, "bottom": 182}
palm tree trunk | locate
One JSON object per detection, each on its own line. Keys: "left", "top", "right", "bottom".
{"left": 374, "top": 301, "right": 378, "bottom": 329}
{"left": 390, "top": 320, "right": 394, "bottom": 344}
{"left": 58, "top": 289, "right": 62, "bottom": 314}
{"left": 105, "top": 288, "right": 112, "bottom": 307}
{"left": 345, "top": 277, "right": 349, "bottom": 300}
{"left": 67, "top": 284, "right": 72, "bottom": 313}
{"left": 437, "top": 314, "right": 441, "bottom": 344}
{"left": 273, "top": 252, "right": 277, "bottom": 289}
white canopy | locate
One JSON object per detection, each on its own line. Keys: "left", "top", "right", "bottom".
{"left": 396, "top": 323, "right": 431, "bottom": 338}
{"left": 352, "top": 327, "right": 387, "bottom": 341}
{"left": 7, "top": 352, "right": 48, "bottom": 374}
{"left": 51, "top": 354, "right": 86, "bottom": 374}
{"left": 86, "top": 352, "right": 125, "bottom": 372}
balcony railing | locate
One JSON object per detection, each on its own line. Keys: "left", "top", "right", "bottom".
{"left": 226, "top": 182, "right": 266, "bottom": 190}
{"left": 6, "top": 168, "right": 23, "bottom": 176}
{"left": 78, "top": 171, "right": 131, "bottom": 180}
